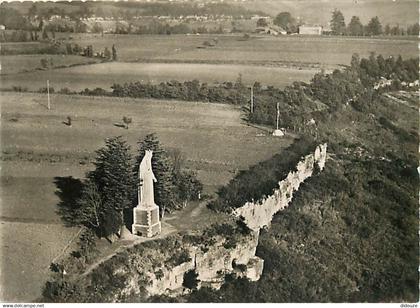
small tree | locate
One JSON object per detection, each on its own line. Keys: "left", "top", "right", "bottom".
{"left": 77, "top": 228, "right": 97, "bottom": 263}
{"left": 112, "top": 44, "right": 117, "bottom": 61}
{"left": 330, "top": 9, "right": 346, "bottom": 35}
{"left": 183, "top": 269, "right": 200, "bottom": 290}
{"left": 174, "top": 170, "right": 203, "bottom": 207}
{"left": 122, "top": 116, "right": 132, "bottom": 129}
{"left": 40, "top": 58, "right": 49, "bottom": 69}
{"left": 347, "top": 16, "right": 364, "bottom": 36}
{"left": 75, "top": 180, "right": 101, "bottom": 229}
{"left": 274, "top": 12, "right": 297, "bottom": 33}
{"left": 366, "top": 16, "right": 383, "bottom": 36}
{"left": 104, "top": 47, "right": 111, "bottom": 60}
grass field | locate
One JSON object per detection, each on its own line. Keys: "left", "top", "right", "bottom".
{"left": 0, "top": 62, "right": 318, "bottom": 91}
{"left": 2, "top": 34, "right": 417, "bottom": 92}
{"left": 55, "top": 33, "right": 418, "bottom": 65}
{"left": 0, "top": 54, "right": 100, "bottom": 75}
{"left": 0, "top": 92, "right": 292, "bottom": 301}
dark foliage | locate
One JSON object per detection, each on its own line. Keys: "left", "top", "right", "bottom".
{"left": 207, "top": 137, "right": 317, "bottom": 212}
{"left": 183, "top": 270, "right": 200, "bottom": 290}
{"left": 111, "top": 79, "right": 248, "bottom": 105}
{"left": 88, "top": 136, "right": 136, "bottom": 237}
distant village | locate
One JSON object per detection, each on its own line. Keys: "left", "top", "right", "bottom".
{"left": 1, "top": 1, "right": 418, "bottom": 40}
{"left": 40, "top": 13, "right": 326, "bottom": 36}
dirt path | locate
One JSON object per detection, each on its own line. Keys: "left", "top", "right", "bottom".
{"left": 80, "top": 221, "right": 177, "bottom": 277}
{"left": 78, "top": 200, "right": 225, "bottom": 278}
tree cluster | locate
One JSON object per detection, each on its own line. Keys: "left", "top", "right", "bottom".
{"left": 247, "top": 53, "right": 418, "bottom": 131}
{"left": 273, "top": 12, "right": 297, "bottom": 33}
{"left": 110, "top": 78, "right": 248, "bottom": 104}
{"left": 73, "top": 134, "right": 202, "bottom": 238}
{"left": 330, "top": 9, "right": 419, "bottom": 36}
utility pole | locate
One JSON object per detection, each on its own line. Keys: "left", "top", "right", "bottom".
{"left": 276, "top": 102, "right": 280, "bottom": 130}
{"left": 250, "top": 84, "right": 254, "bottom": 113}
{"left": 47, "top": 80, "right": 51, "bottom": 110}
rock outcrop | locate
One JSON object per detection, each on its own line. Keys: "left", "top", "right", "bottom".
{"left": 233, "top": 143, "right": 327, "bottom": 231}
{"left": 72, "top": 143, "right": 327, "bottom": 301}
{"left": 146, "top": 230, "right": 263, "bottom": 296}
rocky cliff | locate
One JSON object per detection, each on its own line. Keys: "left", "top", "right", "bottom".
{"left": 234, "top": 143, "right": 327, "bottom": 231}
{"left": 63, "top": 143, "right": 327, "bottom": 302}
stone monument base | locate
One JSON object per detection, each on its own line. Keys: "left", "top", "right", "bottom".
{"left": 272, "top": 129, "right": 284, "bottom": 137}
{"left": 132, "top": 205, "right": 161, "bottom": 238}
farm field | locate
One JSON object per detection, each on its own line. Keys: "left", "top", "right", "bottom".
{"left": 0, "top": 92, "right": 292, "bottom": 301}
{"left": 0, "top": 54, "right": 100, "bottom": 75}
{"left": 0, "top": 62, "right": 318, "bottom": 91}
{"left": 1, "top": 34, "right": 417, "bottom": 92}
{"left": 54, "top": 33, "right": 418, "bottom": 65}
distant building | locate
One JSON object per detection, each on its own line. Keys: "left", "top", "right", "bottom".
{"left": 0, "top": 25, "right": 5, "bottom": 30}
{"left": 298, "top": 25, "right": 323, "bottom": 35}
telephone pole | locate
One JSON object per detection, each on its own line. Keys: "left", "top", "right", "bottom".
{"left": 47, "top": 80, "right": 51, "bottom": 110}
{"left": 250, "top": 84, "right": 254, "bottom": 113}
{"left": 276, "top": 102, "right": 280, "bottom": 130}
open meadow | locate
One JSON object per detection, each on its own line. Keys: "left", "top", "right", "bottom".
{"left": 0, "top": 91, "right": 292, "bottom": 301}
{"left": 0, "top": 54, "right": 100, "bottom": 75}
{"left": 54, "top": 33, "right": 418, "bottom": 65}
{"left": 0, "top": 62, "right": 317, "bottom": 92}
{"left": 1, "top": 34, "right": 417, "bottom": 92}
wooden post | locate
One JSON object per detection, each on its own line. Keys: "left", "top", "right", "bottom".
{"left": 276, "top": 102, "right": 280, "bottom": 130}
{"left": 47, "top": 80, "right": 51, "bottom": 110}
{"left": 250, "top": 84, "right": 254, "bottom": 113}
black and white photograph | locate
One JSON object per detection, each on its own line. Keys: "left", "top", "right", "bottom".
{"left": 0, "top": 0, "right": 418, "bottom": 304}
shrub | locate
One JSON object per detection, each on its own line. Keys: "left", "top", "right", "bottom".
{"left": 183, "top": 269, "right": 200, "bottom": 290}
{"left": 38, "top": 87, "right": 55, "bottom": 94}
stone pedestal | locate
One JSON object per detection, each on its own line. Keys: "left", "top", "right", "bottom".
{"left": 132, "top": 205, "right": 161, "bottom": 237}
{"left": 272, "top": 129, "right": 284, "bottom": 137}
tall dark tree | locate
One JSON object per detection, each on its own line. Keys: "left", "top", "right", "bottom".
{"left": 330, "top": 9, "right": 346, "bottom": 35}
{"left": 366, "top": 16, "right": 383, "bottom": 36}
{"left": 88, "top": 136, "right": 135, "bottom": 237}
{"left": 273, "top": 12, "right": 297, "bottom": 33}
{"left": 347, "top": 16, "right": 364, "bottom": 36}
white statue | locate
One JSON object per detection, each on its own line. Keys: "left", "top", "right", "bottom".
{"left": 139, "top": 150, "right": 157, "bottom": 207}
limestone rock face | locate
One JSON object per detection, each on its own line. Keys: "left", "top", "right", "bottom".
{"left": 145, "top": 230, "right": 261, "bottom": 297}
{"left": 233, "top": 143, "right": 327, "bottom": 231}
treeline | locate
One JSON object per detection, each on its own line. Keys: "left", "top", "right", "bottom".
{"left": 330, "top": 9, "right": 419, "bottom": 36}
{"left": 114, "top": 21, "right": 224, "bottom": 35}
{"left": 248, "top": 53, "right": 419, "bottom": 130}
{"left": 0, "top": 2, "right": 263, "bottom": 32}
{"left": 110, "top": 78, "right": 249, "bottom": 104}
